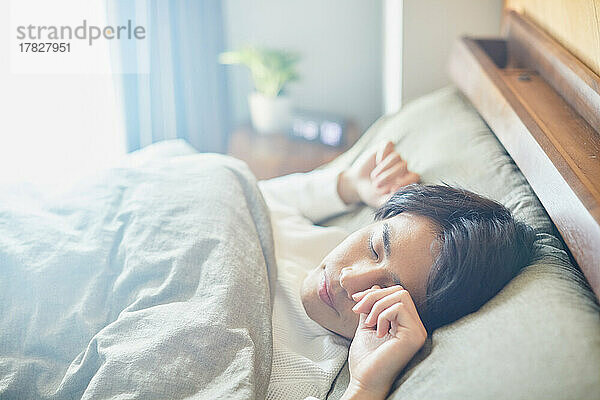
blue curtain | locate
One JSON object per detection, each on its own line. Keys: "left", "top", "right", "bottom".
{"left": 108, "top": 0, "right": 230, "bottom": 153}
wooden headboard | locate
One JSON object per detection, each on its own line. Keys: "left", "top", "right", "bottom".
{"left": 448, "top": 6, "right": 600, "bottom": 299}
{"left": 504, "top": 0, "right": 600, "bottom": 77}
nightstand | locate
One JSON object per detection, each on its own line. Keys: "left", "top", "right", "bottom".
{"left": 228, "top": 125, "right": 359, "bottom": 180}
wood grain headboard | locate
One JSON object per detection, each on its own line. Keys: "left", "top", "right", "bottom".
{"left": 448, "top": 7, "right": 600, "bottom": 299}
{"left": 504, "top": 0, "right": 600, "bottom": 77}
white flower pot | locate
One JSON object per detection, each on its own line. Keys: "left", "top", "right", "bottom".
{"left": 248, "top": 92, "right": 292, "bottom": 135}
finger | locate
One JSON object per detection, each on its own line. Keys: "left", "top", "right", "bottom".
{"left": 376, "top": 309, "right": 396, "bottom": 338}
{"left": 364, "top": 290, "right": 407, "bottom": 327}
{"left": 391, "top": 285, "right": 422, "bottom": 322}
{"left": 352, "top": 285, "right": 404, "bottom": 314}
{"left": 374, "top": 161, "right": 408, "bottom": 189}
{"left": 382, "top": 287, "right": 424, "bottom": 329}
{"left": 376, "top": 174, "right": 421, "bottom": 197}
{"left": 377, "top": 309, "right": 392, "bottom": 337}
{"left": 371, "top": 152, "right": 402, "bottom": 180}
{"left": 374, "top": 171, "right": 420, "bottom": 208}
{"left": 379, "top": 170, "right": 420, "bottom": 194}
{"left": 358, "top": 311, "right": 368, "bottom": 327}
{"left": 351, "top": 284, "right": 386, "bottom": 304}
{"left": 377, "top": 303, "right": 408, "bottom": 337}
{"left": 351, "top": 284, "right": 381, "bottom": 302}
{"left": 376, "top": 141, "right": 394, "bottom": 165}
{"left": 394, "top": 171, "right": 420, "bottom": 187}
{"left": 390, "top": 319, "right": 399, "bottom": 336}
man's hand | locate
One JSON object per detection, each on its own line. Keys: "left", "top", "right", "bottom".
{"left": 337, "top": 141, "right": 420, "bottom": 208}
{"left": 341, "top": 285, "right": 427, "bottom": 400}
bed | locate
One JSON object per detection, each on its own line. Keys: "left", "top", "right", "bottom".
{"left": 1, "top": 3, "right": 599, "bottom": 400}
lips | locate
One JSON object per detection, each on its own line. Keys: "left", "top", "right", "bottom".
{"left": 318, "top": 270, "right": 336, "bottom": 311}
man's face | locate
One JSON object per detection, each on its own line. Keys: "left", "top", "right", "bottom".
{"left": 300, "top": 213, "right": 438, "bottom": 339}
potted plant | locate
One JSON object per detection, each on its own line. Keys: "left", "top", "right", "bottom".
{"left": 220, "top": 46, "right": 300, "bottom": 135}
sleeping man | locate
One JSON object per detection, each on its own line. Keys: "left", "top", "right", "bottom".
{"left": 258, "top": 141, "right": 535, "bottom": 400}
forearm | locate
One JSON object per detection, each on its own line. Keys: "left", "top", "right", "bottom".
{"left": 258, "top": 168, "right": 355, "bottom": 222}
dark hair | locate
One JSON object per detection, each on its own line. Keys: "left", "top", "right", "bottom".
{"left": 375, "top": 184, "right": 536, "bottom": 332}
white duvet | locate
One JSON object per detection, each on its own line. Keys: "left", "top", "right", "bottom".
{"left": 0, "top": 142, "right": 277, "bottom": 399}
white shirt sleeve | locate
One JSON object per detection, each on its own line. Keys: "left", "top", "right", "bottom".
{"left": 258, "top": 168, "right": 355, "bottom": 223}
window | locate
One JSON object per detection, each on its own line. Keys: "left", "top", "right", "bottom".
{"left": 0, "top": 0, "right": 125, "bottom": 185}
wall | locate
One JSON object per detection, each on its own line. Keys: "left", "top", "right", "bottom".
{"left": 222, "top": 0, "right": 383, "bottom": 132}
{"left": 399, "top": 0, "right": 503, "bottom": 107}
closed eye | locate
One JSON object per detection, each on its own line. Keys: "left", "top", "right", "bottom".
{"left": 369, "top": 232, "right": 378, "bottom": 261}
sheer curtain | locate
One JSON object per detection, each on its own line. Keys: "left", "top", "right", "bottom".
{"left": 108, "top": 0, "right": 231, "bottom": 153}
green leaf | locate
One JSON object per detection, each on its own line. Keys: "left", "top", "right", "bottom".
{"left": 218, "top": 46, "right": 301, "bottom": 97}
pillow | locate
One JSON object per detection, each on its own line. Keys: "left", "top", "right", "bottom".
{"left": 323, "top": 87, "right": 600, "bottom": 400}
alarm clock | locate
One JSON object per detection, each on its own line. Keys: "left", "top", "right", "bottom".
{"left": 289, "top": 110, "right": 348, "bottom": 147}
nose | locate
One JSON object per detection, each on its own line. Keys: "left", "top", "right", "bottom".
{"left": 339, "top": 265, "right": 388, "bottom": 299}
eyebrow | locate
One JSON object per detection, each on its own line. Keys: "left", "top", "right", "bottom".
{"left": 382, "top": 222, "right": 391, "bottom": 258}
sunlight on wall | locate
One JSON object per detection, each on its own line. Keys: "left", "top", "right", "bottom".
{"left": 383, "top": 0, "right": 403, "bottom": 114}
{"left": 0, "top": 0, "right": 125, "bottom": 186}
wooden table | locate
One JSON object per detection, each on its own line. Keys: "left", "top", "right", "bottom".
{"left": 228, "top": 126, "right": 359, "bottom": 180}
